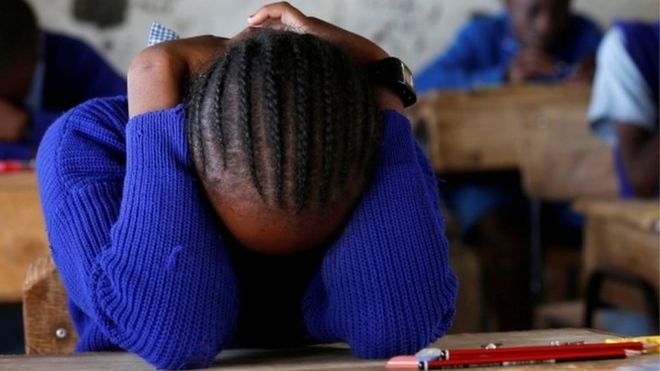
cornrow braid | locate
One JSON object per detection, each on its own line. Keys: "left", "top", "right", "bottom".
{"left": 185, "top": 29, "right": 381, "bottom": 213}
{"left": 235, "top": 41, "right": 264, "bottom": 199}
{"left": 336, "top": 52, "right": 356, "bottom": 185}
{"left": 186, "top": 55, "right": 231, "bottom": 176}
{"left": 318, "top": 40, "right": 336, "bottom": 204}
{"left": 291, "top": 40, "right": 312, "bottom": 210}
{"left": 263, "top": 38, "right": 283, "bottom": 206}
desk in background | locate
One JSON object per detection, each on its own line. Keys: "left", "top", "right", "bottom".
{"left": 576, "top": 199, "right": 659, "bottom": 329}
{"left": 1, "top": 328, "right": 658, "bottom": 370}
{"left": 0, "top": 172, "right": 48, "bottom": 303}
{"left": 406, "top": 83, "right": 617, "bottom": 199}
{"left": 406, "top": 83, "right": 619, "bottom": 314}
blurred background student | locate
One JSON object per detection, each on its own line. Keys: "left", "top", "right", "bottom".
{"left": 0, "top": 0, "right": 125, "bottom": 161}
{"left": 415, "top": 0, "right": 602, "bottom": 331}
{"left": 589, "top": 21, "right": 659, "bottom": 199}
{"left": 0, "top": 0, "right": 125, "bottom": 354}
{"left": 587, "top": 20, "right": 658, "bottom": 335}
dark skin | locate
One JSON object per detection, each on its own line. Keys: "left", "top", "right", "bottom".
{"left": 0, "top": 54, "right": 36, "bottom": 141}
{"left": 505, "top": 0, "right": 595, "bottom": 83}
{"left": 128, "top": 2, "right": 403, "bottom": 254}
{"left": 616, "top": 124, "right": 659, "bottom": 197}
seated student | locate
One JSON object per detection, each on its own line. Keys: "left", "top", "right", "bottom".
{"left": 36, "top": 2, "right": 457, "bottom": 369}
{"left": 416, "top": 0, "right": 602, "bottom": 90}
{"left": 0, "top": 0, "right": 126, "bottom": 160}
{"left": 589, "top": 21, "right": 659, "bottom": 198}
{"left": 414, "top": 0, "right": 602, "bottom": 331}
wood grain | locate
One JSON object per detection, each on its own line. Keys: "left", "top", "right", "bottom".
{"left": 22, "top": 255, "right": 78, "bottom": 355}
{"left": 516, "top": 86, "right": 617, "bottom": 199}
{"left": 576, "top": 199, "right": 660, "bottom": 313}
{"left": 0, "top": 172, "right": 49, "bottom": 303}
{"left": 406, "top": 83, "right": 618, "bottom": 200}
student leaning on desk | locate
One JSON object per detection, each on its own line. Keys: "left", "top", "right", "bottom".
{"left": 35, "top": 2, "right": 457, "bottom": 369}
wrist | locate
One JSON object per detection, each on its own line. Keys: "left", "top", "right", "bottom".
{"left": 366, "top": 57, "right": 417, "bottom": 110}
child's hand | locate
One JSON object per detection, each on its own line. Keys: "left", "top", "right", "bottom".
{"left": 248, "top": 2, "right": 403, "bottom": 112}
{"left": 248, "top": 2, "right": 389, "bottom": 65}
{"left": 127, "top": 35, "right": 229, "bottom": 118}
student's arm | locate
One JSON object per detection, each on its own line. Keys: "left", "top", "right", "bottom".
{"left": 36, "top": 97, "right": 238, "bottom": 370}
{"left": 415, "top": 21, "right": 507, "bottom": 92}
{"left": 127, "top": 35, "right": 229, "bottom": 117}
{"left": 0, "top": 99, "right": 57, "bottom": 160}
{"left": 302, "top": 110, "right": 457, "bottom": 358}
{"left": 616, "top": 124, "right": 659, "bottom": 197}
{"left": 305, "top": 111, "right": 457, "bottom": 357}
{"left": 588, "top": 27, "right": 658, "bottom": 196}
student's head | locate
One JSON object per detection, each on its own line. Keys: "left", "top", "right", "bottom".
{"left": 506, "top": 0, "right": 572, "bottom": 50}
{"left": 186, "top": 29, "right": 381, "bottom": 255}
{"left": 0, "top": 0, "right": 39, "bottom": 104}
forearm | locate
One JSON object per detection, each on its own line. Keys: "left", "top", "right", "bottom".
{"left": 303, "top": 111, "right": 457, "bottom": 357}
{"left": 616, "top": 123, "right": 660, "bottom": 197}
{"left": 38, "top": 101, "right": 238, "bottom": 369}
{"left": 127, "top": 35, "right": 229, "bottom": 118}
{"left": 622, "top": 134, "right": 659, "bottom": 197}
{"left": 127, "top": 48, "right": 185, "bottom": 117}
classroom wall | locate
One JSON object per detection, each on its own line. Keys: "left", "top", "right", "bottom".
{"left": 26, "top": 0, "right": 659, "bottom": 74}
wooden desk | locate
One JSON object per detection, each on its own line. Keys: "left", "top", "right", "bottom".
{"left": 406, "top": 83, "right": 617, "bottom": 200}
{"left": 0, "top": 172, "right": 49, "bottom": 302}
{"left": 1, "top": 329, "right": 658, "bottom": 370}
{"left": 574, "top": 199, "right": 660, "bottom": 313}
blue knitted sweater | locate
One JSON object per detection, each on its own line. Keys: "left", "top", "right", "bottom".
{"left": 36, "top": 96, "right": 457, "bottom": 369}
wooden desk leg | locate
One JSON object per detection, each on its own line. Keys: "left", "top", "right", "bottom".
{"left": 530, "top": 200, "right": 543, "bottom": 299}
{"left": 584, "top": 269, "right": 660, "bottom": 333}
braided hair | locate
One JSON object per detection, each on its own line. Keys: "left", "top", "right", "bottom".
{"left": 186, "top": 29, "right": 381, "bottom": 212}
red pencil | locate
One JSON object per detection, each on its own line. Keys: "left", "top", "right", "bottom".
{"left": 442, "top": 341, "right": 645, "bottom": 359}
{"left": 0, "top": 160, "right": 33, "bottom": 172}
{"left": 419, "top": 348, "right": 636, "bottom": 370}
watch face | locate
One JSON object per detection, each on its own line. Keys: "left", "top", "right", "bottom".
{"left": 400, "top": 61, "right": 415, "bottom": 91}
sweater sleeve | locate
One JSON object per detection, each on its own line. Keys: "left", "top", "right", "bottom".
{"left": 302, "top": 110, "right": 458, "bottom": 358}
{"left": 36, "top": 97, "right": 238, "bottom": 369}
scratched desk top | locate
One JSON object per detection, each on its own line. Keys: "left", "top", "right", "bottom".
{"left": 1, "top": 328, "right": 659, "bottom": 370}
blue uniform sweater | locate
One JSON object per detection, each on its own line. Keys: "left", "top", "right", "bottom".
{"left": 36, "top": 96, "right": 457, "bottom": 369}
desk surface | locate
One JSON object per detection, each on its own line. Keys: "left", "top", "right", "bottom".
{"left": 2, "top": 329, "right": 658, "bottom": 370}
{"left": 575, "top": 199, "right": 660, "bottom": 232}
{"left": 0, "top": 172, "right": 49, "bottom": 302}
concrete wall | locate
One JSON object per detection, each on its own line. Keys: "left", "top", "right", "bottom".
{"left": 26, "top": 0, "right": 659, "bottom": 74}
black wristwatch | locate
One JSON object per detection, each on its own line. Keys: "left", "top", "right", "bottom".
{"left": 366, "top": 57, "right": 417, "bottom": 107}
